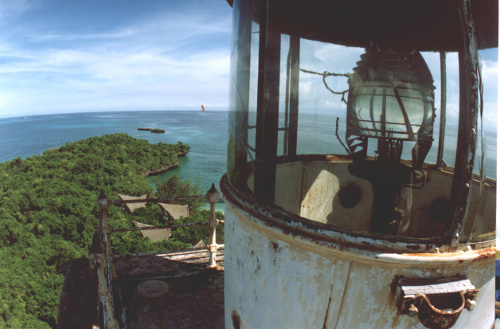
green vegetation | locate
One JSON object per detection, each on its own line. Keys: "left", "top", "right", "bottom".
{"left": 0, "top": 133, "right": 223, "bottom": 328}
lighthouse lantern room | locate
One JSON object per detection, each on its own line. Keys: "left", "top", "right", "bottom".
{"left": 221, "top": 0, "right": 497, "bottom": 328}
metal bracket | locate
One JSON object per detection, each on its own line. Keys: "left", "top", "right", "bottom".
{"left": 393, "top": 275, "right": 478, "bottom": 329}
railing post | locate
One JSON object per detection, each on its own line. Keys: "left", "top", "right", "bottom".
{"left": 206, "top": 184, "right": 220, "bottom": 268}
{"left": 89, "top": 191, "right": 119, "bottom": 329}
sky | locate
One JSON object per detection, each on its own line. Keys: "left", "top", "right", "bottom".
{"left": 0, "top": 0, "right": 233, "bottom": 118}
{"left": 0, "top": 0, "right": 497, "bottom": 128}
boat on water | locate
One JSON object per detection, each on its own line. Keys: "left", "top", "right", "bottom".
{"left": 137, "top": 127, "right": 152, "bottom": 131}
{"left": 150, "top": 128, "right": 165, "bottom": 133}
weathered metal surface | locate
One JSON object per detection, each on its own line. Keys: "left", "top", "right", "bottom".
{"left": 89, "top": 186, "right": 222, "bottom": 328}
{"left": 207, "top": 184, "right": 221, "bottom": 268}
{"left": 227, "top": 0, "right": 498, "bottom": 51}
{"left": 221, "top": 175, "right": 494, "bottom": 329}
{"left": 254, "top": 0, "right": 281, "bottom": 205}
{"left": 90, "top": 193, "right": 120, "bottom": 329}
{"left": 394, "top": 276, "right": 479, "bottom": 328}
{"left": 436, "top": 52, "right": 447, "bottom": 168}
{"left": 417, "top": 292, "right": 465, "bottom": 329}
{"left": 61, "top": 250, "right": 225, "bottom": 329}
{"left": 226, "top": 158, "right": 496, "bottom": 254}
{"left": 448, "top": 0, "right": 481, "bottom": 248}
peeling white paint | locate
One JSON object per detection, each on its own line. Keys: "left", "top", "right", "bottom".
{"left": 223, "top": 198, "right": 494, "bottom": 329}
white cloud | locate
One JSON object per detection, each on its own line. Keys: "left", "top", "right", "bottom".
{"left": 0, "top": 2, "right": 232, "bottom": 118}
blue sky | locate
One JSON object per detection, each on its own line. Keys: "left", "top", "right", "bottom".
{"left": 0, "top": 0, "right": 233, "bottom": 117}
{"left": 0, "top": 0, "right": 497, "bottom": 129}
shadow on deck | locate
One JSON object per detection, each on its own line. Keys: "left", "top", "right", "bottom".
{"left": 57, "top": 247, "right": 224, "bottom": 329}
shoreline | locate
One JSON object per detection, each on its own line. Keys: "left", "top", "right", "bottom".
{"left": 145, "top": 162, "right": 181, "bottom": 176}
{"left": 144, "top": 151, "right": 189, "bottom": 177}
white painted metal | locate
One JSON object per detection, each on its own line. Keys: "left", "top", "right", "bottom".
{"left": 223, "top": 183, "right": 494, "bottom": 329}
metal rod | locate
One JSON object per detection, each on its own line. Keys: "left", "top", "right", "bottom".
{"left": 449, "top": 0, "right": 480, "bottom": 248}
{"left": 111, "top": 221, "right": 208, "bottom": 233}
{"left": 230, "top": 0, "right": 252, "bottom": 186}
{"left": 288, "top": 35, "right": 300, "bottom": 159}
{"left": 93, "top": 192, "right": 120, "bottom": 329}
{"left": 206, "top": 184, "right": 221, "bottom": 268}
{"left": 255, "top": 0, "right": 280, "bottom": 205}
{"left": 381, "top": 88, "right": 387, "bottom": 137}
{"left": 437, "top": 51, "right": 447, "bottom": 167}
{"left": 283, "top": 41, "right": 291, "bottom": 155}
{"left": 112, "top": 195, "right": 206, "bottom": 205}
{"left": 393, "top": 88, "right": 415, "bottom": 140}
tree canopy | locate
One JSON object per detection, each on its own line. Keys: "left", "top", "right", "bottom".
{"left": 0, "top": 133, "right": 222, "bottom": 328}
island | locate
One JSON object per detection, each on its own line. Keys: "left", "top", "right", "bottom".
{"left": 0, "top": 133, "right": 223, "bottom": 328}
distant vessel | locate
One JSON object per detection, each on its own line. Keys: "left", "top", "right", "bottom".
{"left": 137, "top": 127, "right": 165, "bottom": 133}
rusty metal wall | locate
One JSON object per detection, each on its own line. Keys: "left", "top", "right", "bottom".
{"left": 223, "top": 194, "right": 494, "bottom": 329}
{"left": 272, "top": 160, "right": 496, "bottom": 240}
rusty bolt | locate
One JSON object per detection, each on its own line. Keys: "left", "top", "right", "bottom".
{"left": 408, "top": 304, "right": 418, "bottom": 317}
{"left": 466, "top": 299, "right": 476, "bottom": 311}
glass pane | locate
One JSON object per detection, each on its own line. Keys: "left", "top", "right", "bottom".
{"left": 226, "top": 0, "right": 495, "bottom": 244}
{"left": 227, "top": 0, "right": 259, "bottom": 198}
{"left": 297, "top": 40, "right": 363, "bottom": 156}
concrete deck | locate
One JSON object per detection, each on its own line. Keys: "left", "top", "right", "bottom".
{"left": 57, "top": 247, "right": 224, "bottom": 329}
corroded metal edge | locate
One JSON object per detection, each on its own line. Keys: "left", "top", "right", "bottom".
{"left": 220, "top": 174, "right": 495, "bottom": 265}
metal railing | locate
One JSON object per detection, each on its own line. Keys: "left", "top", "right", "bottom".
{"left": 89, "top": 184, "right": 222, "bottom": 329}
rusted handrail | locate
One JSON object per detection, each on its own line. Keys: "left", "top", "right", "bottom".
{"left": 111, "top": 195, "right": 207, "bottom": 205}
{"left": 90, "top": 184, "right": 223, "bottom": 329}
{"left": 89, "top": 192, "right": 120, "bottom": 329}
{"left": 111, "top": 221, "right": 207, "bottom": 233}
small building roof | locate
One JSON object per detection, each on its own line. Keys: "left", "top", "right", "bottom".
{"left": 158, "top": 203, "right": 189, "bottom": 220}
{"left": 118, "top": 194, "right": 147, "bottom": 213}
{"left": 132, "top": 221, "right": 171, "bottom": 242}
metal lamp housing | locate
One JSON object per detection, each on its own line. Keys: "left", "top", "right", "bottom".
{"left": 347, "top": 48, "right": 435, "bottom": 142}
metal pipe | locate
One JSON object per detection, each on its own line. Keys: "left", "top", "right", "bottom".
{"left": 206, "top": 184, "right": 221, "bottom": 268}
{"left": 288, "top": 35, "right": 300, "bottom": 159}
{"left": 111, "top": 194, "right": 206, "bottom": 205}
{"left": 92, "top": 192, "right": 119, "bottom": 329}
{"left": 254, "top": 0, "right": 280, "bottom": 205}
{"left": 436, "top": 51, "right": 447, "bottom": 167}
{"left": 449, "top": 0, "right": 480, "bottom": 248}
{"left": 111, "top": 221, "right": 207, "bottom": 233}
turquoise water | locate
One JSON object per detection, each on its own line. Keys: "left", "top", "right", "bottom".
{"left": 0, "top": 110, "right": 496, "bottom": 213}
{"left": 0, "top": 111, "right": 228, "bottom": 212}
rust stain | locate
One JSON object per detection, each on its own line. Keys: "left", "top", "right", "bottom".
{"left": 220, "top": 175, "right": 494, "bottom": 257}
{"left": 322, "top": 284, "right": 334, "bottom": 329}
{"left": 417, "top": 291, "right": 465, "bottom": 329}
{"left": 402, "top": 247, "right": 494, "bottom": 260}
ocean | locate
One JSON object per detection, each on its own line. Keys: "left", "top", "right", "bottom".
{"left": 0, "top": 111, "right": 229, "bottom": 211}
{"left": 0, "top": 110, "right": 496, "bottom": 213}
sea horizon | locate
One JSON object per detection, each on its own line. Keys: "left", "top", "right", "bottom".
{"left": 0, "top": 110, "right": 496, "bottom": 181}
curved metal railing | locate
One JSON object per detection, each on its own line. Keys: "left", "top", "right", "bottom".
{"left": 89, "top": 184, "right": 222, "bottom": 329}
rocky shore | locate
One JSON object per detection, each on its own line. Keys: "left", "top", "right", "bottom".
{"left": 144, "top": 151, "right": 189, "bottom": 177}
